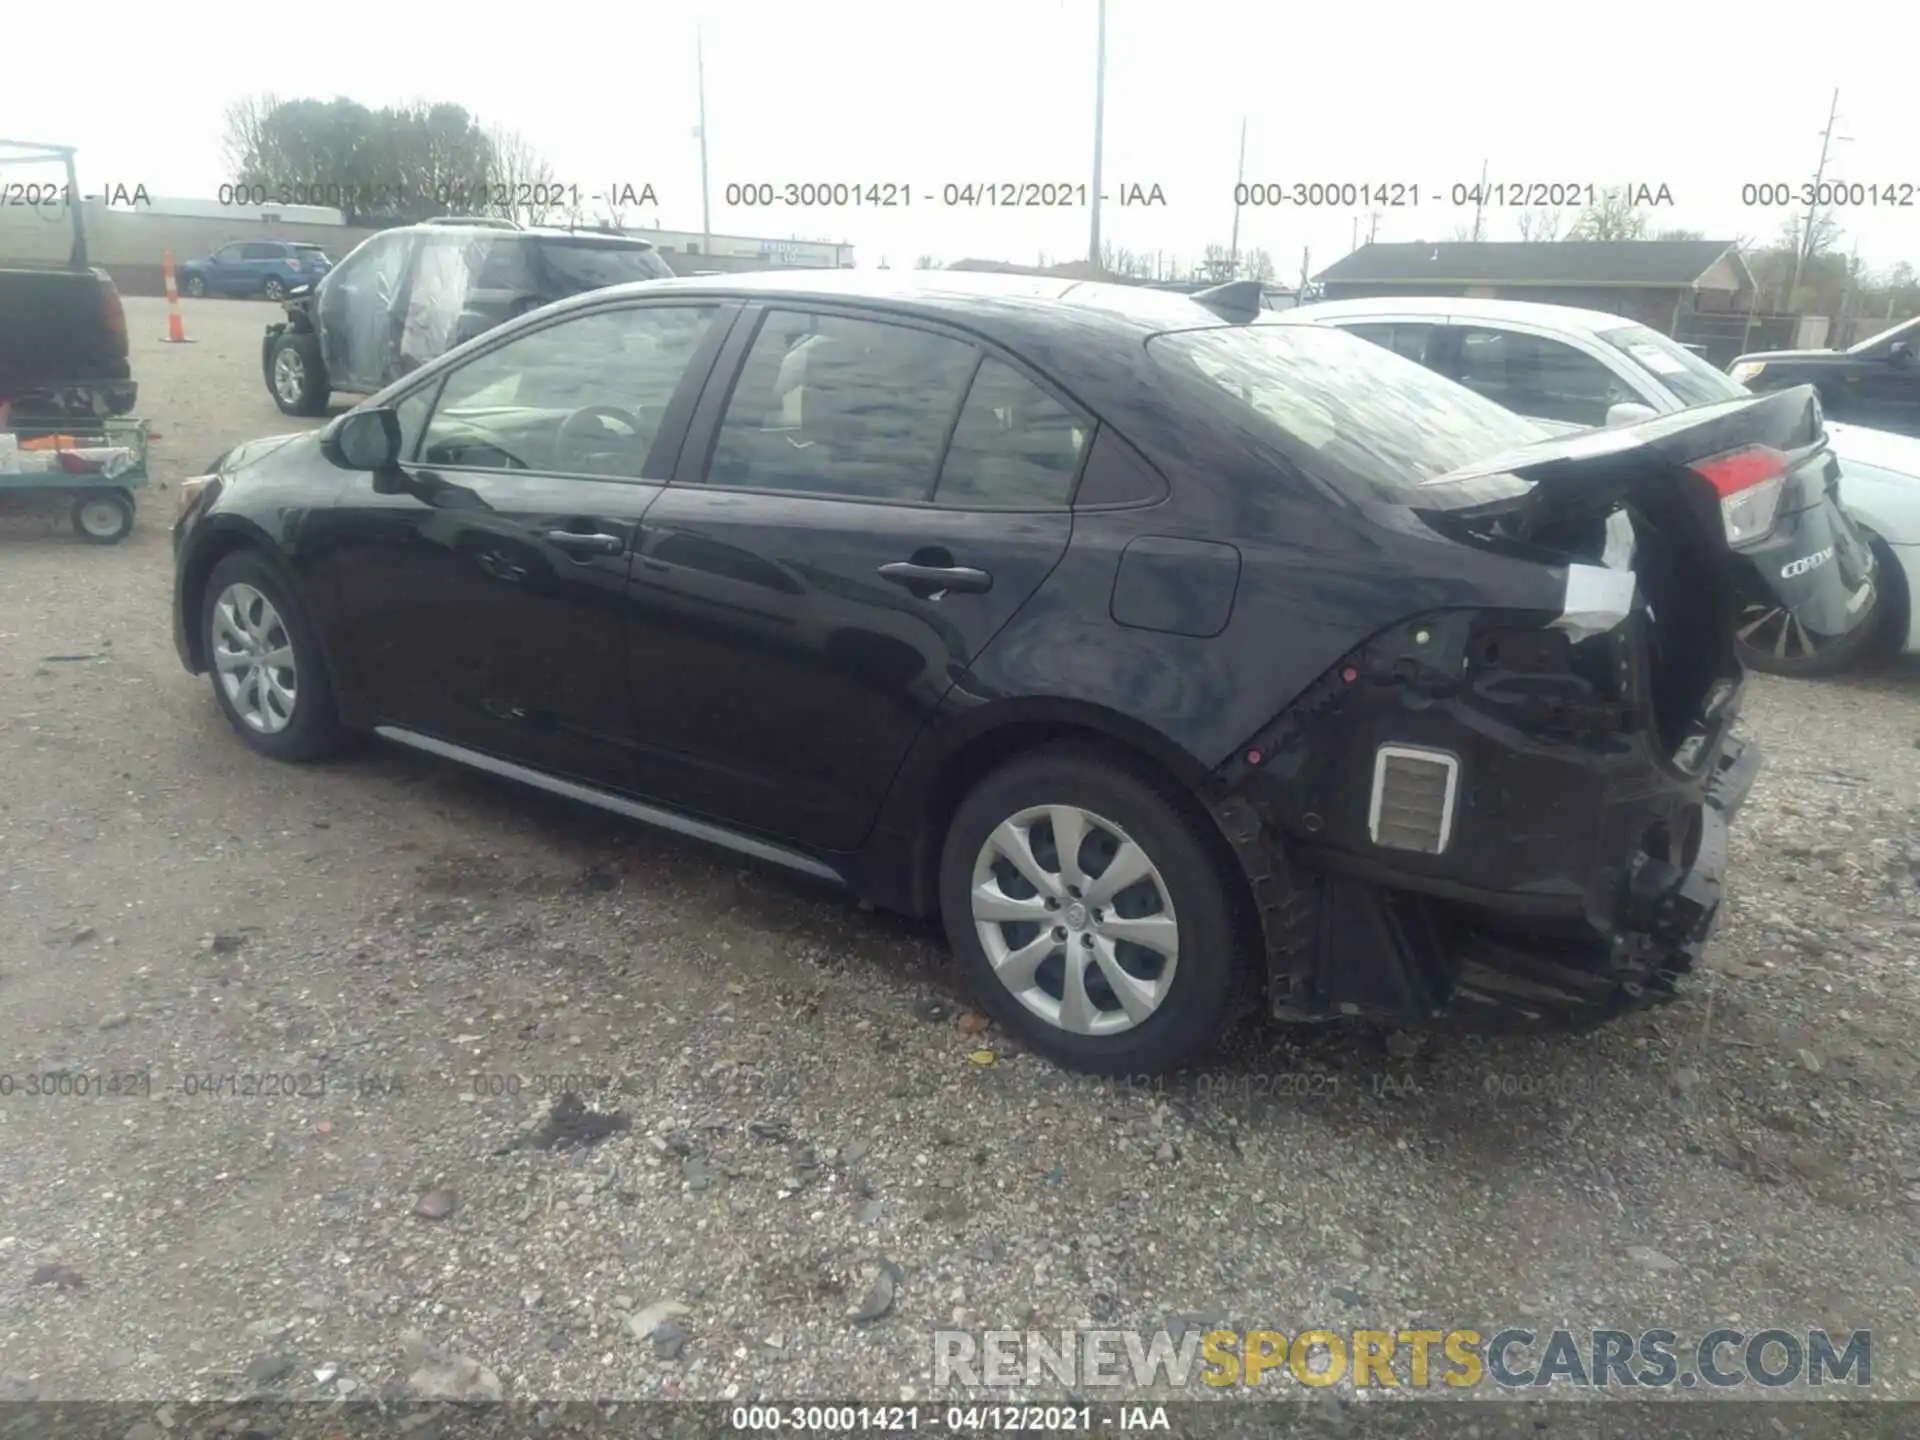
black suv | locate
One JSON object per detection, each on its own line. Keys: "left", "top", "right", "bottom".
{"left": 1729, "top": 313, "right": 1920, "bottom": 437}
{"left": 262, "top": 221, "right": 673, "bottom": 416}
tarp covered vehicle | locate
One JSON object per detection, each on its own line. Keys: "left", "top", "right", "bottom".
{"left": 261, "top": 221, "right": 673, "bottom": 416}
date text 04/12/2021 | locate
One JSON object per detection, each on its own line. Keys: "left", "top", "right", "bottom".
{"left": 720, "top": 182, "right": 1167, "bottom": 208}
{"left": 213, "top": 182, "right": 658, "bottom": 212}
{"left": 725, "top": 1404, "right": 1171, "bottom": 1431}
{"left": 1231, "top": 180, "right": 1677, "bottom": 208}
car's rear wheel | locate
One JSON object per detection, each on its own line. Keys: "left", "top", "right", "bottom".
{"left": 938, "top": 743, "right": 1249, "bottom": 1075}
{"left": 268, "top": 332, "right": 329, "bottom": 417}
{"left": 201, "top": 551, "right": 348, "bottom": 761}
{"left": 182, "top": 274, "right": 207, "bottom": 298}
{"left": 1736, "top": 540, "right": 1899, "bottom": 677}
{"left": 263, "top": 276, "right": 288, "bottom": 301}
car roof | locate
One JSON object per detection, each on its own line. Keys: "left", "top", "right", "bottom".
{"left": 1288, "top": 295, "right": 1646, "bottom": 336}
{"left": 546, "top": 268, "right": 1245, "bottom": 339}
{"left": 399, "top": 222, "right": 661, "bottom": 249}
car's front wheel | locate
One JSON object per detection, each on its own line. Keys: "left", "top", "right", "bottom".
{"left": 201, "top": 551, "right": 348, "bottom": 761}
{"left": 939, "top": 743, "right": 1250, "bottom": 1075}
{"left": 182, "top": 273, "right": 207, "bottom": 298}
{"left": 267, "top": 332, "right": 329, "bottom": 416}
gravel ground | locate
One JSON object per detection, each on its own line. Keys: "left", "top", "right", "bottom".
{"left": 2, "top": 295, "right": 1919, "bottom": 1423}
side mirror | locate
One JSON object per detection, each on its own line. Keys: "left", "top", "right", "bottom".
{"left": 1890, "top": 341, "right": 1913, "bottom": 364}
{"left": 322, "top": 407, "right": 401, "bottom": 472}
{"left": 1605, "top": 401, "right": 1659, "bottom": 428}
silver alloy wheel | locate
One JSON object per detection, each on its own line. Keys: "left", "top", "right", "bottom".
{"left": 211, "top": 582, "right": 298, "bottom": 734}
{"left": 75, "top": 498, "right": 127, "bottom": 539}
{"left": 970, "top": 803, "right": 1180, "bottom": 1036}
{"left": 264, "top": 278, "right": 287, "bottom": 300}
{"left": 1737, "top": 601, "right": 1821, "bottom": 661}
{"left": 272, "top": 346, "right": 306, "bottom": 406}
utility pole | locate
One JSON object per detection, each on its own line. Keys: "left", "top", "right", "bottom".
{"left": 1788, "top": 88, "right": 1848, "bottom": 314}
{"left": 695, "top": 21, "right": 712, "bottom": 256}
{"left": 1088, "top": 0, "right": 1107, "bottom": 270}
{"left": 1470, "top": 157, "right": 1489, "bottom": 241}
{"left": 1228, "top": 116, "right": 1247, "bottom": 276}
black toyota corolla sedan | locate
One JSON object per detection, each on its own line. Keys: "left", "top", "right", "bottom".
{"left": 171, "top": 270, "right": 1875, "bottom": 1074}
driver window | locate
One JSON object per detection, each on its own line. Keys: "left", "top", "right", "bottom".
{"left": 417, "top": 305, "right": 718, "bottom": 479}
{"left": 213, "top": 244, "right": 246, "bottom": 264}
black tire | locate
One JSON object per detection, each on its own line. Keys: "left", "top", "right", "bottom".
{"left": 70, "top": 490, "right": 134, "bottom": 544}
{"left": 267, "top": 331, "right": 329, "bottom": 417}
{"left": 200, "top": 550, "right": 349, "bottom": 762}
{"left": 1736, "top": 540, "right": 1900, "bottom": 678}
{"left": 182, "top": 273, "right": 207, "bottom": 298}
{"left": 263, "top": 276, "right": 288, "bottom": 301}
{"left": 938, "top": 743, "right": 1251, "bottom": 1075}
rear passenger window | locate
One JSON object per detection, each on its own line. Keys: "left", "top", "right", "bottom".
{"left": 933, "top": 358, "right": 1089, "bottom": 509}
{"left": 706, "top": 309, "right": 977, "bottom": 500}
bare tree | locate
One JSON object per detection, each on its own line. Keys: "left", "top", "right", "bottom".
{"left": 1443, "top": 223, "right": 1479, "bottom": 242}
{"left": 1652, "top": 227, "right": 1706, "bottom": 241}
{"left": 482, "top": 125, "right": 560, "bottom": 225}
{"left": 1514, "top": 207, "right": 1568, "bottom": 242}
{"left": 1198, "top": 243, "right": 1236, "bottom": 281}
{"left": 914, "top": 255, "right": 938, "bottom": 270}
{"left": 1243, "top": 246, "right": 1275, "bottom": 282}
{"left": 1567, "top": 188, "right": 1650, "bottom": 241}
{"left": 219, "top": 93, "right": 281, "bottom": 182}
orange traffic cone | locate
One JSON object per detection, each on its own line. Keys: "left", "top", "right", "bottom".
{"left": 162, "top": 251, "right": 191, "bottom": 343}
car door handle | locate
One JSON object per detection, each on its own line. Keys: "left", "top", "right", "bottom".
{"left": 877, "top": 561, "right": 993, "bottom": 595}
{"left": 544, "top": 530, "right": 625, "bottom": 555}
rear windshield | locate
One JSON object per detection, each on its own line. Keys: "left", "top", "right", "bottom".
{"left": 1149, "top": 323, "right": 1549, "bottom": 503}
{"left": 535, "top": 242, "right": 672, "bottom": 293}
{"left": 1596, "top": 323, "right": 1745, "bottom": 407}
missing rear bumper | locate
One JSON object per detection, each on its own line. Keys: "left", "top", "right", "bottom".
{"left": 1214, "top": 735, "right": 1760, "bottom": 1031}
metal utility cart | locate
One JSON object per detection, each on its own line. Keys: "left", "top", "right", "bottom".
{"left": 0, "top": 418, "right": 150, "bottom": 543}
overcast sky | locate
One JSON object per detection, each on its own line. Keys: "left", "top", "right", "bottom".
{"left": 8, "top": 0, "right": 1919, "bottom": 277}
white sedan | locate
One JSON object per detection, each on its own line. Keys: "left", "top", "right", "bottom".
{"left": 1284, "top": 296, "right": 1920, "bottom": 677}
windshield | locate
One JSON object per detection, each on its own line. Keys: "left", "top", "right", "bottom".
{"left": 1597, "top": 324, "right": 1746, "bottom": 407}
{"left": 1847, "top": 313, "right": 1920, "bottom": 355}
{"left": 536, "top": 242, "right": 673, "bottom": 294}
{"left": 1151, "top": 323, "right": 1549, "bottom": 504}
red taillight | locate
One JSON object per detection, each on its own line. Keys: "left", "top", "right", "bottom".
{"left": 1691, "top": 444, "right": 1791, "bottom": 546}
{"left": 99, "top": 282, "right": 127, "bottom": 346}
{"left": 1689, "top": 445, "right": 1787, "bottom": 496}
{"left": 286, "top": 258, "right": 301, "bottom": 270}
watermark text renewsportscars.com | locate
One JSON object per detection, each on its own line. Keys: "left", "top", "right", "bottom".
{"left": 933, "top": 1327, "right": 1871, "bottom": 1391}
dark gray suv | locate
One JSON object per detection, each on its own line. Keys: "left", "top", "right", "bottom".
{"left": 261, "top": 221, "right": 673, "bottom": 415}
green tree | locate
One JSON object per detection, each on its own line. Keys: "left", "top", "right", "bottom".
{"left": 222, "top": 95, "right": 495, "bottom": 226}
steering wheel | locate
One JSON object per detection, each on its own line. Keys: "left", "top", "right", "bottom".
{"left": 557, "top": 405, "right": 644, "bottom": 441}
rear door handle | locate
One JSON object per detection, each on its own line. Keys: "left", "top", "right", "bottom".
{"left": 545, "top": 530, "right": 626, "bottom": 555}
{"left": 877, "top": 561, "right": 993, "bottom": 596}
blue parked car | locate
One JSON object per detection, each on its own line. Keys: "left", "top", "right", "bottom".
{"left": 178, "top": 240, "right": 332, "bottom": 300}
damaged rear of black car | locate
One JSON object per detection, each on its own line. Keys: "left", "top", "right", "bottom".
{"left": 1160, "top": 321, "right": 1872, "bottom": 1031}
